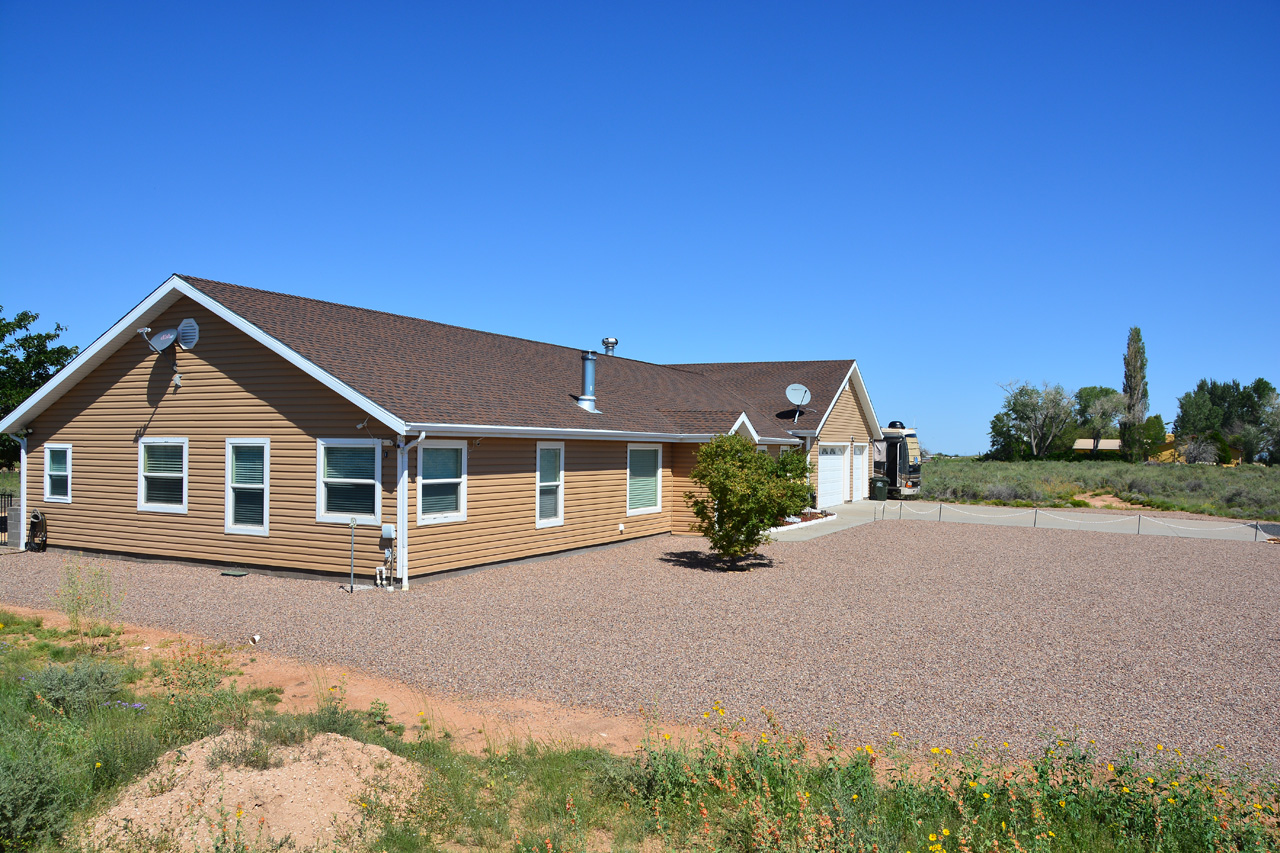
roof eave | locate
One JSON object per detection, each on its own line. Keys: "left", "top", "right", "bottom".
{"left": 0, "top": 275, "right": 409, "bottom": 437}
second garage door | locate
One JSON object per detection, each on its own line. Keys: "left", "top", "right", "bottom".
{"left": 817, "top": 445, "right": 848, "bottom": 508}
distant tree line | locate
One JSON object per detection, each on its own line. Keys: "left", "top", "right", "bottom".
{"left": 986, "top": 327, "right": 1278, "bottom": 464}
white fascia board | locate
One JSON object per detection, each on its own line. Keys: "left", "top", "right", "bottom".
{"left": 406, "top": 422, "right": 718, "bottom": 443}
{"left": 0, "top": 276, "right": 408, "bottom": 436}
{"left": 813, "top": 360, "right": 884, "bottom": 442}
{"left": 0, "top": 281, "right": 184, "bottom": 434}
{"left": 403, "top": 420, "right": 801, "bottom": 445}
{"left": 729, "top": 412, "right": 761, "bottom": 443}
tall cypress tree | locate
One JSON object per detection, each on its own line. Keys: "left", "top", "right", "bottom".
{"left": 1120, "top": 327, "right": 1149, "bottom": 461}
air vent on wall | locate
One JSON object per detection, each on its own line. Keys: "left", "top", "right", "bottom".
{"left": 177, "top": 318, "right": 199, "bottom": 349}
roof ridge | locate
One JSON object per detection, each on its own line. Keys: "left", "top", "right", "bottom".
{"left": 179, "top": 275, "right": 715, "bottom": 377}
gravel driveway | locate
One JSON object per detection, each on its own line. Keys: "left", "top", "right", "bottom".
{"left": 3, "top": 522, "right": 1278, "bottom": 764}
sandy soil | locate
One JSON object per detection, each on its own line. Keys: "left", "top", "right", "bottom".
{"left": 0, "top": 603, "right": 681, "bottom": 755}
{"left": 89, "top": 731, "right": 418, "bottom": 852}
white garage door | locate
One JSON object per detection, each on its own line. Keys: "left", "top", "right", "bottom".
{"left": 817, "top": 445, "right": 848, "bottom": 508}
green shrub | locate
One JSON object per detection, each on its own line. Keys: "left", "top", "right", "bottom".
{"left": 25, "top": 659, "right": 123, "bottom": 716}
{"left": 0, "top": 734, "right": 73, "bottom": 849}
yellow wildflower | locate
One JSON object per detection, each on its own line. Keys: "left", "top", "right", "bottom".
{"left": 931, "top": 747, "right": 940, "bottom": 754}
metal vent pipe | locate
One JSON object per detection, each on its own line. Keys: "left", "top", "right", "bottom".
{"left": 602, "top": 337, "right": 618, "bottom": 356}
{"left": 578, "top": 351, "right": 598, "bottom": 413}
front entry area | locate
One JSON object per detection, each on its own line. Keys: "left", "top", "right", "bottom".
{"left": 817, "top": 444, "right": 849, "bottom": 508}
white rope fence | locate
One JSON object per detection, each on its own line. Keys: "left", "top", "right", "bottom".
{"left": 873, "top": 500, "right": 1268, "bottom": 542}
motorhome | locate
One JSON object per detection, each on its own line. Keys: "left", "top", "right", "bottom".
{"left": 874, "top": 421, "right": 921, "bottom": 497}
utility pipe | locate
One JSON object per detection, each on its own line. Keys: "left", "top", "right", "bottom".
{"left": 16, "top": 436, "right": 27, "bottom": 550}
{"left": 395, "top": 432, "right": 426, "bottom": 590}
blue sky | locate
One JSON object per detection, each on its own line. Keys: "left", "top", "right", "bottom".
{"left": 2, "top": 2, "right": 1276, "bottom": 453}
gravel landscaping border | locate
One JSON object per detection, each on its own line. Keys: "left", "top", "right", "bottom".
{"left": 2, "top": 522, "right": 1277, "bottom": 764}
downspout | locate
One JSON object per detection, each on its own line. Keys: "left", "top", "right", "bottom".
{"left": 396, "top": 432, "right": 426, "bottom": 589}
{"left": 15, "top": 435, "right": 27, "bottom": 550}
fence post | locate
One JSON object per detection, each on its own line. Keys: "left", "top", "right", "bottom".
{"left": 1033, "top": 508, "right": 1038, "bottom": 528}
{"left": 1256, "top": 522, "right": 1261, "bottom": 543}
{"left": 938, "top": 503, "right": 943, "bottom": 522}
{"left": 1136, "top": 514, "right": 1142, "bottom": 536}
{"left": 899, "top": 503, "right": 903, "bottom": 520}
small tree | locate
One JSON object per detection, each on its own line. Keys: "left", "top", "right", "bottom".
{"left": 1083, "top": 391, "right": 1125, "bottom": 452}
{"left": 1180, "top": 436, "right": 1218, "bottom": 465}
{"left": 1120, "top": 327, "right": 1149, "bottom": 462}
{"left": 1138, "top": 414, "right": 1168, "bottom": 460}
{"left": 684, "top": 435, "right": 811, "bottom": 566}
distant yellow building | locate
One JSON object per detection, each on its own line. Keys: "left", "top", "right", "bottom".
{"left": 1148, "top": 433, "right": 1243, "bottom": 466}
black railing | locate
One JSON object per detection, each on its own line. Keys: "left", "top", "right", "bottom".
{"left": 0, "top": 492, "right": 13, "bottom": 547}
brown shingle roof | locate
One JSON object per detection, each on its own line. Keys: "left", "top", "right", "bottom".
{"left": 182, "top": 276, "right": 835, "bottom": 440}
{"left": 666, "top": 361, "right": 855, "bottom": 433}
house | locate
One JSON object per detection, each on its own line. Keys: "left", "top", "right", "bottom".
{"left": 1072, "top": 438, "right": 1123, "bottom": 453}
{"left": 1147, "top": 433, "right": 1244, "bottom": 466}
{"left": 0, "top": 275, "right": 882, "bottom": 585}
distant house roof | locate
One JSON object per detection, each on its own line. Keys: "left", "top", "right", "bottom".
{"left": 1072, "top": 438, "right": 1123, "bottom": 452}
{"left": 2, "top": 275, "right": 880, "bottom": 445}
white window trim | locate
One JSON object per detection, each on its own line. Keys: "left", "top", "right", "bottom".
{"left": 535, "top": 440, "right": 565, "bottom": 529}
{"left": 44, "top": 443, "right": 72, "bottom": 503}
{"left": 316, "top": 438, "right": 383, "bottom": 525}
{"left": 627, "top": 443, "right": 663, "bottom": 516}
{"left": 225, "top": 438, "right": 270, "bottom": 536}
{"left": 137, "top": 437, "right": 188, "bottom": 514}
{"left": 417, "top": 439, "right": 467, "bottom": 525}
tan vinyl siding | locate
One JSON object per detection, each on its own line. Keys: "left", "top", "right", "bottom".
{"left": 668, "top": 442, "right": 702, "bottom": 537}
{"left": 24, "top": 297, "right": 396, "bottom": 576}
{"left": 811, "top": 379, "right": 877, "bottom": 499}
{"left": 407, "top": 439, "right": 675, "bottom": 574}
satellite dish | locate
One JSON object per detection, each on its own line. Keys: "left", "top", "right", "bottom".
{"left": 148, "top": 328, "right": 179, "bottom": 352}
{"left": 785, "top": 383, "right": 811, "bottom": 407}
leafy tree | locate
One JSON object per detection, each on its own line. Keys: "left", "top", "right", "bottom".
{"left": 1076, "top": 387, "right": 1125, "bottom": 452}
{"left": 1138, "top": 414, "right": 1169, "bottom": 460}
{"left": 990, "top": 382, "right": 1076, "bottom": 459}
{"left": 1174, "top": 377, "right": 1277, "bottom": 462}
{"left": 1, "top": 307, "right": 79, "bottom": 467}
{"left": 1074, "top": 386, "right": 1120, "bottom": 427}
{"left": 1260, "top": 390, "right": 1280, "bottom": 464}
{"left": 683, "top": 435, "right": 811, "bottom": 566}
{"left": 1119, "top": 327, "right": 1148, "bottom": 462}
{"left": 986, "top": 410, "right": 1031, "bottom": 461}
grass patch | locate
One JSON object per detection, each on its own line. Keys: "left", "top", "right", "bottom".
{"left": 1, "top": 609, "right": 1277, "bottom": 851}
{"left": 920, "top": 458, "right": 1280, "bottom": 520}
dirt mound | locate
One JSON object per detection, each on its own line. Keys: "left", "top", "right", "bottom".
{"left": 88, "top": 731, "right": 419, "bottom": 851}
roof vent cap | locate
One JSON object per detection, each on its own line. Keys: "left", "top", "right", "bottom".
{"left": 602, "top": 337, "right": 618, "bottom": 356}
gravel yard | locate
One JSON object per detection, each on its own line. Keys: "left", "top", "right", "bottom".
{"left": 3, "top": 522, "right": 1278, "bottom": 764}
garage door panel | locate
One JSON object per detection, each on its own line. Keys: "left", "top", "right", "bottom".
{"left": 817, "top": 445, "right": 847, "bottom": 508}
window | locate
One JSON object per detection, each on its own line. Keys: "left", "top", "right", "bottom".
{"left": 138, "top": 437, "right": 188, "bottom": 513}
{"left": 225, "top": 438, "right": 270, "bottom": 535}
{"left": 316, "top": 438, "right": 381, "bottom": 524}
{"left": 45, "top": 444, "right": 72, "bottom": 503}
{"left": 418, "top": 440, "right": 467, "bottom": 524}
{"left": 535, "top": 441, "right": 564, "bottom": 528}
{"left": 627, "top": 444, "right": 662, "bottom": 515}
